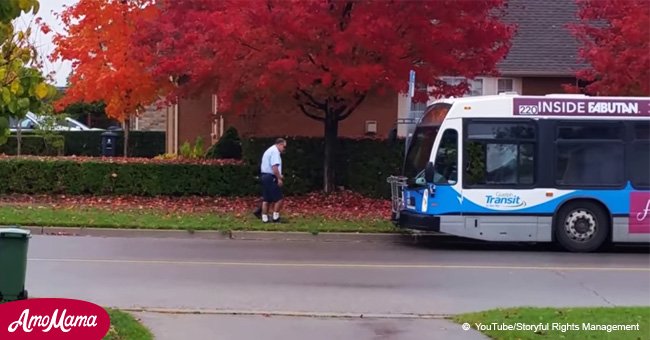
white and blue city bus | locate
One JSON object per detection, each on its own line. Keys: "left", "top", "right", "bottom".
{"left": 387, "top": 94, "right": 650, "bottom": 252}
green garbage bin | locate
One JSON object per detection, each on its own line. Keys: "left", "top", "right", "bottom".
{"left": 0, "top": 228, "right": 31, "bottom": 302}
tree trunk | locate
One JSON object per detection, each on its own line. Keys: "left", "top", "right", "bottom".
{"left": 323, "top": 111, "right": 338, "bottom": 193}
{"left": 296, "top": 91, "right": 366, "bottom": 194}
{"left": 16, "top": 124, "right": 21, "bottom": 156}
{"left": 123, "top": 118, "right": 130, "bottom": 157}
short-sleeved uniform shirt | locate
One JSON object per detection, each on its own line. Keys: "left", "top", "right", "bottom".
{"left": 261, "top": 145, "right": 282, "bottom": 176}
{"left": 260, "top": 145, "right": 283, "bottom": 202}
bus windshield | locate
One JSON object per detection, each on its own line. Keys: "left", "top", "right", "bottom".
{"left": 402, "top": 103, "right": 452, "bottom": 178}
{"left": 403, "top": 125, "right": 439, "bottom": 179}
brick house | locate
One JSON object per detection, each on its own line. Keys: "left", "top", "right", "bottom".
{"left": 132, "top": 105, "right": 167, "bottom": 131}
{"left": 163, "top": 0, "right": 584, "bottom": 154}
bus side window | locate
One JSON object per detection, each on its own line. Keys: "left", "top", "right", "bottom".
{"left": 464, "top": 121, "right": 536, "bottom": 187}
{"left": 630, "top": 122, "right": 650, "bottom": 189}
{"left": 555, "top": 122, "right": 625, "bottom": 187}
{"left": 433, "top": 129, "right": 458, "bottom": 184}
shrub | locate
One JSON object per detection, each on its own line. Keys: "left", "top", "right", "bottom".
{"left": 242, "top": 137, "right": 326, "bottom": 195}
{"left": 339, "top": 138, "right": 404, "bottom": 198}
{"left": 0, "top": 156, "right": 256, "bottom": 197}
{"left": 241, "top": 137, "right": 405, "bottom": 197}
{"left": 0, "top": 136, "right": 406, "bottom": 198}
{"left": 178, "top": 136, "right": 205, "bottom": 159}
{"left": 205, "top": 127, "right": 242, "bottom": 159}
{"left": 0, "top": 135, "right": 65, "bottom": 156}
{"left": 57, "top": 131, "right": 165, "bottom": 157}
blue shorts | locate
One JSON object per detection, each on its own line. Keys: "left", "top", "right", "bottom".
{"left": 261, "top": 173, "right": 283, "bottom": 203}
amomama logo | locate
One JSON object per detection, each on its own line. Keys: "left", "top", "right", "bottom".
{"left": 0, "top": 298, "right": 110, "bottom": 339}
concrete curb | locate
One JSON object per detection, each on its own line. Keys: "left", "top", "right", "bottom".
{"left": 22, "top": 226, "right": 231, "bottom": 239}
{"left": 17, "top": 226, "right": 421, "bottom": 244}
{"left": 229, "top": 230, "right": 414, "bottom": 244}
{"left": 123, "top": 307, "right": 451, "bottom": 320}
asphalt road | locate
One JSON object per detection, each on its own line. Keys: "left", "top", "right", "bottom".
{"left": 24, "top": 235, "right": 650, "bottom": 339}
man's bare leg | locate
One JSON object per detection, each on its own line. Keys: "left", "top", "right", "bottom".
{"left": 261, "top": 202, "right": 270, "bottom": 222}
{"left": 272, "top": 199, "right": 283, "bottom": 221}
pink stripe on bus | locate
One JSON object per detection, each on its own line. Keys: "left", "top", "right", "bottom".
{"left": 630, "top": 192, "right": 650, "bottom": 233}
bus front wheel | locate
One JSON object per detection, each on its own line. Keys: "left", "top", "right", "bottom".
{"left": 555, "top": 201, "right": 609, "bottom": 252}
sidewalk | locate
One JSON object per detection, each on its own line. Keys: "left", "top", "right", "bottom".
{"left": 134, "top": 311, "right": 489, "bottom": 340}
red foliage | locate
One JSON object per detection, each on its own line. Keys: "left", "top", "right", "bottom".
{"left": 136, "top": 0, "right": 514, "bottom": 192}
{"left": 0, "top": 191, "right": 391, "bottom": 221}
{"left": 50, "top": 0, "right": 168, "bottom": 121}
{"left": 140, "top": 0, "right": 513, "bottom": 108}
{"left": 35, "top": 17, "right": 51, "bottom": 34}
{"left": 568, "top": 0, "right": 650, "bottom": 96}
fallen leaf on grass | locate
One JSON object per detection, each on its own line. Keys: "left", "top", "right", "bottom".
{"left": 0, "top": 191, "right": 391, "bottom": 221}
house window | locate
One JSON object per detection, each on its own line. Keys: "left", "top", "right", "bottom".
{"left": 411, "top": 101, "right": 428, "bottom": 112}
{"left": 410, "top": 82, "right": 429, "bottom": 112}
{"left": 498, "top": 78, "right": 514, "bottom": 93}
{"left": 440, "top": 77, "right": 483, "bottom": 96}
{"left": 469, "top": 79, "right": 483, "bottom": 96}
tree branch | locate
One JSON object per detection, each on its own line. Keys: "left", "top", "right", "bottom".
{"left": 399, "top": 51, "right": 416, "bottom": 60}
{"left": 299, "top": 103, "right": 325, "bottom": 121}
{"left": 339, "top": 2, "right": 354, "bottom": 31}
{"left": 307, "top": 53, "right": 330, "bottom": 72}
{"left": 337, "top": 92, "right": 367, "bottom": 121}
{"left": 297, "top": 88, "right": 327, "bottom": 109}
{"left": 235, "top": 37, "right": 262, "bottom": 52}
{"left": 305, "top": 101, "right": 322, "bottom": 110}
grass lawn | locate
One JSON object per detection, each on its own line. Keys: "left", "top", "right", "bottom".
{"left": 104, "top": 309, "right": 153, "bottom": 340}
{"left": 452, "top": 306, "right": 650, "bottom": 339}
{"left": 0, "top": 205, "right": 396, "bottom": 233}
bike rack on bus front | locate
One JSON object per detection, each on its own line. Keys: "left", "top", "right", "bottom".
{"left": 386, "top": 175, "right": 408, "bottom": 220}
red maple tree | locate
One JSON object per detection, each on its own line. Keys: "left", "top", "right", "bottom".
{"left": 569, "top": 0, "right": 650, "bottom": 96}
{"left": 139, "top": 0, "right": 513, "bottom": 191}
{"left": 50, "top": 0, "right": 167, "bottom": 155}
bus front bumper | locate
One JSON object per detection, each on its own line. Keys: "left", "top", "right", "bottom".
{"left": 393, "top": 210, "right": 440, "bottom": 232}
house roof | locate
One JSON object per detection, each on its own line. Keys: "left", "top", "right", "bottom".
{"left": 497, "top": 0, "right": 586, "bottom": 77}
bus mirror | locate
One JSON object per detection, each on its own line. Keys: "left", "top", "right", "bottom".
{"left": 424, "top": 162, "right": 435, "bottom": 183}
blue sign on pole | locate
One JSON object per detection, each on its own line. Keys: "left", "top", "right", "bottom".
{"left": 408, "top": 70, "right": 415, "bottom": 98}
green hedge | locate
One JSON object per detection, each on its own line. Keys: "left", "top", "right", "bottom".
{"left": 205, "top": 127, "right": 242, "bottom": 159}
{"left": 0, "top": 136, "right": 405, "bottom": 198}
{"left": 0, "top": 158, "right": 257, "bottom": 196}
{"left": 339, "top": 138, "right": 405, "bottom": 198}
{"left": 4, "top": 131, "right": 165, "bottom": 158}
{"left": 0, "top": 135, "right": 64, "bottom": 156}
{"left": 59, "top": 131, "right": 165, "bottom": 158}
{"left": 241, "top": 137, "right": 405, "bottom": 198}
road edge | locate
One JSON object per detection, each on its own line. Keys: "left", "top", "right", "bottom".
{"left": 124, "top": 306, "right": 451, "bottom": 320}
{"left": 18, "top": 226, "right": 426, "bottom": 244}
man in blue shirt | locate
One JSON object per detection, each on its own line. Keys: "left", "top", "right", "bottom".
{"left": 259, "top": 138, "right": 287, "bottom": 223}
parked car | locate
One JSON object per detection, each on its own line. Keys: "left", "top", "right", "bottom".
{"left": 9, "top": 112, "right": 104, "bottom": 132}
{"left": 58, "top": 116, "right": 105, "bottom": 131}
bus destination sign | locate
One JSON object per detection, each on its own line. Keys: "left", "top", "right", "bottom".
{"left": 513, "top": 98, "right": 650, "bottom": 117}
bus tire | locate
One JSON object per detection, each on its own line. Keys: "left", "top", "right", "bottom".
{"left": 555, "top": 201, "right": 609, "bottom": 252}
